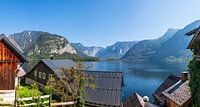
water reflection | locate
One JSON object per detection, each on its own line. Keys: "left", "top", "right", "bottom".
{"left": 85, "top": 61, "right": 188, "bottom": 101}
{"left": 23, "top": 60, "right": 189, "bottom": 102}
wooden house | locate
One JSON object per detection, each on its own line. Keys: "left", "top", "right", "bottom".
{"left": 153, "top": 75, "right": 181, "bottom": 106}
{"left": 186, "top": 26, "right": 200, "bottom": 61}
{"left": 24, "top": 59, "right": 75, "bottom": 87}
{"left": 0, "top": 35, "right": 28, "bottom": 105}
{"left": 123, "top": 92, "right": 158, "bottom": 107}
{"left": 24, "top": 59, "right": 124, "bottom": 107}
{"left": 162, "top": 73, "right": 191, "bottom": 107}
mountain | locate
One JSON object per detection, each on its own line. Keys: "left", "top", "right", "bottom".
{"left": 154, "top": 20, "right": 200, "bottom": 62}
{"left": 9, "top": 31, "right": 80, "bottom": 59}
{"left": 121, "top": 29, "right": 179, "bottom": 62}
{"left": 96, "top": 41, "right": 138, "bottom": 60}
{"left": 71, "top": 43, "right": 103, "bottom": 57}
{"left": 122, "top": 20, "right": 200, "bottom": 62}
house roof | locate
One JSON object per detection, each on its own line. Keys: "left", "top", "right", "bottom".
{"left": 123, "top": 92, "right": 158, "bottom": 107}
{"left": 162, "top": 80, "right": 191, "bottom": 106}
{"left": 185, "top": 26, "right": 200, "bottom": 49}
{"left": 0, "top": 35, "right": 28, "bottom": 62}
{"left": 35, "top": 59, "right": 123, "bottom": 106}
{"left": 84, "top": 71, "right": 123, "bottom": 106}
{"left": 123, "top": 92, "right": 145, "bottom": 107}
{"left": 153, "top": 75, "right": 181, "bottom": 106}
{"left": 41, "top": 59, "right": 75, "bottom": 80}
{"left": 7, "top": 36, "right": 24, "bottom": 52}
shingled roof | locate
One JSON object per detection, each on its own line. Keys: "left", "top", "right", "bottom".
{"left": 0, "top": 35, "right": 28, "bottom": 62}
{"left": 162, "top": 80, "right": 191, "bottom": 106}
{"left": 84, "top": 71, "right": 123, "bottom": 106}
{"left": 35, "top": 59, "right": 123, "bottom": 106}
{"left": 153, "top": 75, "right": 181, "bottom": 106}
{"left": 124, "top": 92, "right": 158, "bottom": 107}
{"left": 185, "top": 26, "right": 200, "bottom": 49}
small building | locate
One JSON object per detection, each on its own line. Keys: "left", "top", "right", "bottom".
{"left": 24, "top": 59, "right": 75, "bottom": 87}
{"left": 24, "top": 59, "right": 124, "bottom": 106}
{"left": 153, "top": 75, "right": 181, "bottom": 106}
{"left": 186, "top": 26, "right": 200, "bottom": 61}
{"left": 123, "top": 92, "right": 158, "bottom": 107}
{"left": 0, "top": 35, "right": 28, "bottom": 105}
{"left": 162, "top": 73, "right": 191, "bottom": 107}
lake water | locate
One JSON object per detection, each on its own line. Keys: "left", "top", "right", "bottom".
{"left": 84, "top": 61, "right": 188, "bottom": 102}
{"left": 23, "top": 60, "right": 189, "bottom": 102}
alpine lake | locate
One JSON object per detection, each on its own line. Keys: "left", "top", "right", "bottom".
{"left": 24, "top": 60, "right": 189, "bottom": 102}
{"left": 84, "top": 60, "right": 188, "bottom": 102}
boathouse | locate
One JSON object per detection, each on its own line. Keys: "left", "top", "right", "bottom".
{"left": 0, "top": 35, "right": 28, "bottom": 105}
{"left": 24, "top": 59, "right": 124, "bottom": 106}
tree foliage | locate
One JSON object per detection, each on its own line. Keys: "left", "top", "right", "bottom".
{"left": 188, "top": 42, "right": 200, "bottom": 107}
{"left": 47, "top": 62, "right": 95, "bottom": 107}
{"left": 17, "top": 83, "right": 43, "bottom": 98}
{"left": 188, "top": 56, "right": 200, "bottom": 107}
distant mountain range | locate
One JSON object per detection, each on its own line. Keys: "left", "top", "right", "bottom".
{"left": 7, "top": 20, "right": 200, "bottom": 62}
{"left": 71, "top": 43, "right": 103, "bottom": 57}
{"left": 122, "top": 20, "right": 200, "bottom": 62}
{"left": 121, "top": 29, "right": 179, "bottom": 61}
{"left": 9, "top": 31, "right": 134, "bottom": 60}
{"left": 96, "top": 41, "right": 138, "bottom": 60}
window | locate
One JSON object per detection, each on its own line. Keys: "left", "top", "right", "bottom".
{"left": 42, "top": 72, "right": 46, "bottom": 80}
{"left": 34, "top": 71, "right": 37, "bottom": 77}
{"left": 38, "top": 72, "right": 42, "bottom": 78}
{"left": 49, "top": 74, "right": 53, "bottom": 81}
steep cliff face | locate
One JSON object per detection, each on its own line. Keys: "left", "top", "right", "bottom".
{"left": 71, "top": 43, "right": 103, "bottom": 57}
{"left": 96, "top": 41, "right": 138, "bottom": 59}
{"left": 10, "top": 31, "right": 77, "bottom": 58}
{"left": 27, "top": 33, "right": 76, "bottom": 56}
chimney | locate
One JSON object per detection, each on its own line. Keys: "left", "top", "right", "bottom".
{"left": 181, "top": 71, "right": 188, "bottom": 81}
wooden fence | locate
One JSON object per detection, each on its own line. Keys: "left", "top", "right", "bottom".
{"left": 16, "top": 95, "right": 76, "bottom": 107}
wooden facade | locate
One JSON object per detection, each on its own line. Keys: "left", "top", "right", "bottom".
{"left": 165, "top": 97, "right": 191, "bottom": 107}
{"left": 25, "top": 59, "right": 124, "bottom": 107}
{"left": 25, "top": 61, "right": 55, "bottom": 86}
{"left": 0, "top": 40, "right": 20, "bottom": 90}
{"left": 186, "top": 26, "right": 200, "bottom": 62}
{"left": 0, "top": 35, "right": 28, "bottom": 90}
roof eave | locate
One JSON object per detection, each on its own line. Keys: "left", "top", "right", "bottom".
{"left": 0, "top": 35, "right": 29, "bottom": 63}
{"left": 186, "top": 28, "right": 200, "bottom": 49}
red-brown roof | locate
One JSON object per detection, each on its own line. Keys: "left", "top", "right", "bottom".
{"left": 162, "top": 80, "right": 191, "bottom": 106}
{"left": 153, "top": 75, "right": 181, "bottom": 106}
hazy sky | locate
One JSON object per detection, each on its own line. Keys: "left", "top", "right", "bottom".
{"left": 0, "top": 0, "right": 200, "bottom": 47}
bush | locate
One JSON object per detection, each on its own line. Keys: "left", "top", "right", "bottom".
{"left": 43, "top": 86, "right": 54, "bottom": 95}
{"left": 188, "top": 56, "right": 200, "bottom": 107}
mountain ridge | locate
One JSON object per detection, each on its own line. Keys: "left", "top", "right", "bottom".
{"left": 122, "top": 20, "right": 200, "bottom": 62}
{"left": 121, "top": 28, "right": 179, "bottom": 62}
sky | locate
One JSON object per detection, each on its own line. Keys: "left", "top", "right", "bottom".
{"left": 0, "top": 0, "right": 200, "bottom": 47}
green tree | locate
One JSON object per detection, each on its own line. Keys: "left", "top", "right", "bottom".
{"left": 47, "top": 62, "right": 95, "bottom": 107}
{"left": 188, "top": 56, "right": 200, "bottom": 107}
